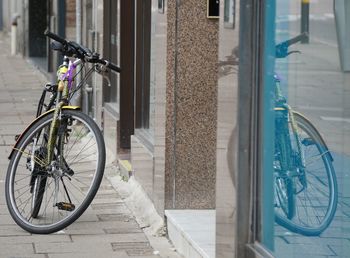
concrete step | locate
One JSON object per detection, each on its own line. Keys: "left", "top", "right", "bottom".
{"left": 165, "top": 210, "right": 215, "bottom": 258}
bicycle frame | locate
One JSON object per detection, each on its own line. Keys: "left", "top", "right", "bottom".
{"left": 274, "top": 76, "right": 306, "bottom": 181}
{"left": 46, "top": 57, "right": 82, "bottom": 165}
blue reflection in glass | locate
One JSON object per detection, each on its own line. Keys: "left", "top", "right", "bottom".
{"left": 261, "top": 1, "right": 349, "bottom": 257}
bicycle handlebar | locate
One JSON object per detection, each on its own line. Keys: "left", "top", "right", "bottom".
{"left": 44, "top": 29, "right": 67, "bottom": 45}
{"left": 282, "top": 32, "right": 308, "bottom": 48}
{"left": 105, "top": 61, "right": 121, "bottom": 73}
{"left": 94, "top": 59, "right": 121, "bottom": 73}
{"left": 44, "top": 29, "right": 121, "bottom": 73}
{"left": 275, "top": 32, "right": 308, "bottom": 58}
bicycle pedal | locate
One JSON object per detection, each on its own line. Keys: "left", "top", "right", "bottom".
{"left": 66, "top": 168, "right": 74, "bottom": 176}
{"left": 56, "top": 202, "right": 75, "bottom": 211}
{"left": 302, "top": 138, "right": 315, "bottom": 146}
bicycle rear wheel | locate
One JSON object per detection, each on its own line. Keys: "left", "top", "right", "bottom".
{"left": 5, "top": 109, "right": 105, "bottom": 234}
{"left": 275, "top": 112, "right": 338, "bottom": 236}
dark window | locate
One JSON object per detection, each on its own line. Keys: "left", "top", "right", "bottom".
{"left": 103, "top": 0, "right": 135, "bottom": 149}
{"left": 135, "top": 0, "right": 151, "bottom": 130}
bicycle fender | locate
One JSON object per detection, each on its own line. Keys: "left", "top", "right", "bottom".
{"left": 8, "top": 106, "right": 80, "bottom": 160}
{"left": 293, "top": 111, "right": 334, "bottom": 162}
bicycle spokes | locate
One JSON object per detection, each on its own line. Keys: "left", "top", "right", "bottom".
{"left": 274, "top": 112, "right": 337, "bottom": 236}
{"left": 6, "top": 110, "right": 105, "bottom": 234}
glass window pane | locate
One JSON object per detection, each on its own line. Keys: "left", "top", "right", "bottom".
{"left": 261, "top": 1, "right": 350, "bottom": 257}
{"left": 146, "top": 0, "right": 167, "bottom": 141}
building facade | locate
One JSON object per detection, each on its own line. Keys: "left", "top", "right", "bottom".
{"left": 1, "top": 0, "right": 349, "bottom": 257}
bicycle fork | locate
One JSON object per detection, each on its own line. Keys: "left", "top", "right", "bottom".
{"left": 45, "top": 77, "right": 72, "bottom": 209}
{"left": 46, "top": 74, "right": 69, "bottom": 166}
{"left": 46, "top": 102, "right": 64, "bottom": 165}
{"left": 287, "top": 106, "right": 308, "bottom": 190}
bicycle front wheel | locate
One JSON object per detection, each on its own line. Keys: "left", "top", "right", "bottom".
{"left": 5, "top": 109, "right": 105, "bottom": 234}
{"left": 275, "top": 112, "right": 338, "bottom": 236}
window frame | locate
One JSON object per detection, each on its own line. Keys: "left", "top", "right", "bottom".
{"left": 236, "top": 0, "right": 275, "bottom": 257}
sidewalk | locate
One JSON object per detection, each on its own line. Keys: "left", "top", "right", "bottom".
{"left": 0, "top": 33, "right": 179, "bottom": 258}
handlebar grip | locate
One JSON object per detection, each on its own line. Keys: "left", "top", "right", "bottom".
{"left": 284, "top": 32, "right": 309, "bottom": 47}
{"left": 275, "top": 32, "right": 308, "bottom": 58}
{"left": 106, "top": 62, "right": 121, "bottom": 73}
{"left": 44, "top": 29, "right": 67, "bottom": 45}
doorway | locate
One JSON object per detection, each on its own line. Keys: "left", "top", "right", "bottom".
{"left": 28, "top": 0, "right": 48, "bottom": 69}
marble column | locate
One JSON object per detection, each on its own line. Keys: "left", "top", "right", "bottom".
{"left": 165, "top": 0, "right": 219, "bottom": 209}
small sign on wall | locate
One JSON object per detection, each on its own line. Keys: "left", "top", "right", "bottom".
{"left": 158, "top": 0, "right": 165, "bottom": 14}
{"left": 207, "top": 0, "right": 220, "bottom": 19}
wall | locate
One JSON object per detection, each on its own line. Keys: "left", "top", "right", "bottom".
{"left": 65, "top": 0, "right": 75, "bottom": 40}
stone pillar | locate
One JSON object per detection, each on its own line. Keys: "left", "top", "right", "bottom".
{"left": 165, "top": 0, "right": 219, "bottom": 209}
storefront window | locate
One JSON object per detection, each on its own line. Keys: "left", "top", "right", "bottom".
{"left": 261, "top": 1, "right": 350, "bottom": 257}
{"left": 217, "top": 0, "right": 239, "bottom": 256}
{"left": 103, "top": 0, "right": 120, "bottom": 106}
{"left": 135, "top": 0, "right": 166, "bottom": 148}
{"left": 224, "top": 0, "right": 236, "bottom": 28}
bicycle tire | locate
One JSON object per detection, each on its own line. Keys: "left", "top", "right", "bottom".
{"left": 31, "top": 175, "right": 47, "bottom": 218}
{"left": 5, "top": 109, "right": 105, "bottom": 234}
{"left": 30, "top": 146, "right": 48, "bottom": 218}
{"left": 275, "top": 172, "right": 295, "bottom": 220}
{"left": 275, "top": 112, "right": 338, "bottom": 236}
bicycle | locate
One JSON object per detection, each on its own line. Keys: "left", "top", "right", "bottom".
{"left": 273, "top": 33, "right": 338, "bottom": 236}
{"left": 5, "top": 30, "right": 121, "bottom": 234}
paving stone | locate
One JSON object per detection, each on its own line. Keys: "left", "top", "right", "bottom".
{"left": 90, "top": 197, "right": 124, "bottom": 205}
{"left": 0, "top": 134, "right": 17, "bottom": 146}
{"left": 71, "top": 233, "right": 148, "bottom": 243}
{"left": 70, "top": 213, "right": 99, "bottom": 223}
{"left": 34, "top": 241, "right": 113, "bottom": 254}
{"left": 0, "top": 205, "right": 11, "bottom": 215}
{"left": 1, "top": 255, "right": 48, "bottom": 258}
{"left": 0, "top": 115, "right": 23, "bottom": 125}
{"left": 81, "top": 184, "right": 114, "bottom": 192}
{"left": 0, "top": 124, "right": 26, "bottom": 134}
{"left": 90, "top": 202, "right": 128, "bottom": 211}
{"left": 111, "top": 241, "right": 155, "bottom": 256}
{"left": 0, "top": 214, "right": 18, "bottom": 225}
{"left": 94, "top": 189, "right": 121, "bottom": 196}
{"left": 328, "top": 242, "right": 350, "bottom": 257}
{"left": 96, "top": 213, "right": 134, "bottom": 222}
{"left": 126, "top": 256, "right": 159, "bottom": 258}
{"left": 284, "top": 235, "right": 350, "bottom": 246}
{"left": 0, "top": 224, "right": 31, "bottom": 236}
{"left": 0, "top": 234, "right": 71, "bottom": 245}
{"left": 65, "top": 220, "right": 140, "bottom": 235}
{"left": 104, "top": 227, "right": 143, "bottom": 234}
{"left": 0, "top": 243, "right": 34, "bottom": 256}
{"left": 320, "top": 228, "right": 349, "bottom": 238}
{"left": 48, "top": 251, "right": 129, "bottom": 258}
{"left": 93, "top": 193, "right": 121, "bottom": 199}
{"left": 58, "top": 226, "right": 104, "bottom": 235}
{"left": 274, "top": 243, "right": 336, "bottom": 256}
